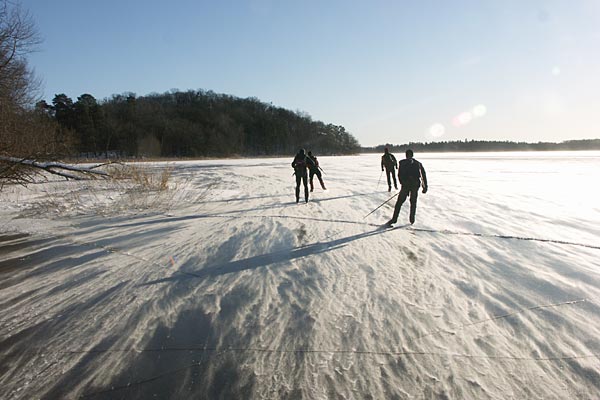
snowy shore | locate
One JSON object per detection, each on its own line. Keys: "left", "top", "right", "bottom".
{"left": 1, "top": 152, "right": 599, "bottom": 399}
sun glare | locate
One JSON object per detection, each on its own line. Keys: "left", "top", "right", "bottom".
{"left": 429, "top": 123, "right": 445, "bottom": 137}
{"left": 473, "top": 104, "right": 487, "bottom": 117}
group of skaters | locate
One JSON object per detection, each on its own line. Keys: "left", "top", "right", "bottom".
{"left": 291, "top": 149, "right": 326, "bottom": 204}
{"left": 291, "top": 147, "right": 428, "bottom": 225}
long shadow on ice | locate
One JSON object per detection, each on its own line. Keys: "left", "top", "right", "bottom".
{"left": 77, "top": 309, "right": 255, "bottom": 400}
{"left": 0, "top": 249, "right": 107, "bottom": 290}
{"left": 90, "top": 210, "right": 379, "bottom": 233}
{"left": 201, "top": 193, "right": 289, "bottom": 204}
{"left": 308, "top": 191, "right": 381, "bottom": 204}
{"left": 0, "top": 225, "right": 181, "bottom": 291}
{"left": 141, "top": 227, "right": 394, "bottom": 286}
{"left": 0, "top": 233, "right": 36, "bottom": 255}
{"left": 0, "top": 280, "right": 129, "bottom": 361}
{"left": 70, "top": 191, "right": 382, "bottom": 236}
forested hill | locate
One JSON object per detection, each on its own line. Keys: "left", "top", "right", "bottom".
{"left": 39, "top": 90, "right": 361, "bottom": 158}
{"left": 364, "top": 139, "right": 600, "bottom": 153}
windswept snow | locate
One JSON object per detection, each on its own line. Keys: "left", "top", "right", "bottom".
{"left": 1, "top": 152, "right": 599, "bottom": 399}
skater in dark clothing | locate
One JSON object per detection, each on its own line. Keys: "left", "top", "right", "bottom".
{"left": 291, "top": 149, "right": 315, "bottom": 203}
{"left": 387, "top": 149, "right": 428, "bottom": 225}
{"left": 381, "top": 147, "right": 398, "bottom": 192}
{"left": 307, "top": 151, "right": 326, "bottom": 192}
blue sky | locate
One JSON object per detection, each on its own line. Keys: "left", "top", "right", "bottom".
{"left": 22, "top": 0, "right": 600, "bottom": 146}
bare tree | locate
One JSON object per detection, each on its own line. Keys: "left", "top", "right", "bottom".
{"left": 0, "top": 0, "right": 80, "bottom": 187}
{"left": 0, "top": 0, "right": 41, "bottom": 108}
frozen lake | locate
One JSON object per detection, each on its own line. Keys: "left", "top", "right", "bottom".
{"left": 1, "top": 151, "right": 599, "bottom": 399}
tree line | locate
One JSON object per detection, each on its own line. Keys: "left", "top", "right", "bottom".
{"left": 1, "top": 0, "right": 74, "bottom": 186}
{"left": 2, "top": 0, "right": 359, "bottom": 188}
{"left": 37, "top": 90, "right": 361, "bottom": 158}
{"left": 364, "top": 139, "right": 600, "bottom": 153}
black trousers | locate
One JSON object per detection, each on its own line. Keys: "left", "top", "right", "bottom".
{"left": 295, "top": 172, "right": 309, "bottom": 202}
{"left": 385, "top": 167, "right": 397, "bottom": 189}
{"left": 391, "top": 183, "right": 419, "bottom": 223}
{"left": 309, "top": 169, "right": 325, "bottom": 190}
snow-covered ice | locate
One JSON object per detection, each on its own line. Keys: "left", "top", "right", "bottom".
{"left": 1, "top": 151, "right": 599, "bottom": 399}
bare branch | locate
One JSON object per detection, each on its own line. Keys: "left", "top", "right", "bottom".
{"left": 0, "top": 156, "right": 111, "bottom": 182}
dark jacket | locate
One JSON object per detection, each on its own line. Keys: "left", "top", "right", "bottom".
{"left": 381, "top": 153, "right": 397, "bottom": 170}
{"left": 398, "top": 158, "right": 427, "bottom": 188}
{"left": 307, "top": 155, "right": 320, "bottom": 172}
{"left": 292, "top": 153, "right": 315, "bottom": 175}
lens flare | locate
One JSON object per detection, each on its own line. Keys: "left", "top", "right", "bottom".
{"left": 452, "top": 111, "right": 473, "bottom": 127}
{"left": 473, "top": 104, "right": 487, "bottom": 117}
{"left": 458, "top": 112, "right": 472, "bottom": 125}
{"left": 429, "top": 123, "right": 445, "bottom": 137}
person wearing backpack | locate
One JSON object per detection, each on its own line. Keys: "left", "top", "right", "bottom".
{"left": 381, "top": 147, "right": 398, "bottom": 192}
{"left": 307, "top": 151, "right": 326, "bottom": 192}
{"left": 387, "top": 149, "right": 428, "bottom": 225}
{"left": 291, "top": 149, "right": 315, "bottom": 203}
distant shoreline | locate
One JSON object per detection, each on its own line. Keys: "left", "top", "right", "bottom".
{"left": 361, "top": 139, "right": 600, "bottom": 153}
{"left": 360, "top": 148, "right": 600, "bottom": 154}
{"left": 62, "top": 139, "right": 600, "bottom": 163}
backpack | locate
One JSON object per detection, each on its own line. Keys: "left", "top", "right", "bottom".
{"left": 399, "top": 159, "right": 421, "bottom": 185}
{"left": 293, "top": 155, "right": 307, "bottom": 170}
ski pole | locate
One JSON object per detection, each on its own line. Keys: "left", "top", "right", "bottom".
{"left": 363, "top": 192, "right": 397, "bottom": 219}
{"left": 376, "top": 170, "right": 383, "bottom": 190}
{"left": 318, "top": 166, "right": 325, "bottom": 174}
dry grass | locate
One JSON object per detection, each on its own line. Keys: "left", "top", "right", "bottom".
{"left": 10, "top": 163, "right": 182, "bottom": 219}
{"left": 4, "top": 161, "right": 224, "bottom": 222}
{"left": 104, "top": 163, "right": 174, "bottom": 191}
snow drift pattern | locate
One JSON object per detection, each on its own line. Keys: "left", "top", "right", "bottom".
{"left": 1, "top": 152, "right": 599, "bottom": 399}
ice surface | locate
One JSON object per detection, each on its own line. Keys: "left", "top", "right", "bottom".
{"left": 0, "top": 152, "right": 599, "bottom": 399}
